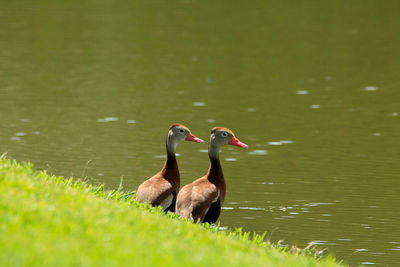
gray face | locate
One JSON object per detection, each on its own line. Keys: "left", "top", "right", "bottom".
{"left": 210, "top": 130, "right": 232, "bottom": 147}
{"left": 169, "top": 126, "right": 189, "bottom": 143}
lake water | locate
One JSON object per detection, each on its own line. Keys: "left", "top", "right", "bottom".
{"left": 1, "top": 1, "right": 400, "bottom": 265}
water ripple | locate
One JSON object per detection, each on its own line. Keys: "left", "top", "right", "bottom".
{"left": 97, "top": 117, "right": 118, "bottom": 122}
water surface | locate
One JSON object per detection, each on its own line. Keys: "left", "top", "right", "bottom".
{"left": 1, "top": 1, "right": 400, "bottom": 265}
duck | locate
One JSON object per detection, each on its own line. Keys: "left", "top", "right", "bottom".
{"left": 175, "top": 127, "right": 247, "bottom": 223}
{"left": 135, "top": 124, "right": 204, "bottom": 212}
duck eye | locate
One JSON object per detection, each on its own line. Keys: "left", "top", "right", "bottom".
{"left": 221, "top": 132, "right": 228, "bottom": 137}
{"left": 179, "top": 129, "right": 185, "bottom": 134}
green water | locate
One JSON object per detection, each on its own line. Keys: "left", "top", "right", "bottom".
{"left": 1, "top": 1, "right": 400, "bottom": 265}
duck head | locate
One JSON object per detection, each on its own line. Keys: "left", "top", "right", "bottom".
{"left": 209, "top": 127, "right": 248, "bottom": 148}
{"left": 168, "top": 123, "right": 204, "bottom": 144}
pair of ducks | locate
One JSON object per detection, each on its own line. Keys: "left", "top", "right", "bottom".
{"left": 135, "top": 123, "right": 247, "bottom": 223}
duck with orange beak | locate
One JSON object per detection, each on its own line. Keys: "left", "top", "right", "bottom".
{"left": 135, "top": 124, "right": 204, "bottom": 212}
{"left": 175, "top": 127, "right": 247, "bottom": 223}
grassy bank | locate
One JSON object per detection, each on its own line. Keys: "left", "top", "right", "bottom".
{"left": 0, "top": 158, "right": 343, "bottom": 267}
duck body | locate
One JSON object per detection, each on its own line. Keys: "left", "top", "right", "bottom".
{"left": 135, "top": 124, "right": 203, "bottom": 211}
{"left": 176, "top": 127, "right": 247, "bottom": 223}
{"left": 135, "top": 154, "right": 179, "bottom": 211}
{"left": 135, "top": 178, "right": 178, "bottom": 211}
{"left": 176, "top": 160, "right": 225, "bottom": 223}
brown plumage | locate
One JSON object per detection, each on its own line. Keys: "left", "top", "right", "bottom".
{"left": 176, "top": 127, "right": 248, "bottom": 223}
{"left": 135, "top": 124, "right": 204, "bottom": 212}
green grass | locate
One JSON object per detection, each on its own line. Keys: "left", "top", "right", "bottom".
{"left": 0, "top": 158, "right": 344, "bottom": 267}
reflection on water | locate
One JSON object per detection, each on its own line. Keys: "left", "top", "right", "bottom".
{"left": 96, "top": 117, "right": 119, "bottom": 122}
{"left": 1, "top": 0, "right": 400, "bottom": 266}
{"left": 248, "top": 150, "right": 268, "bottom": 155}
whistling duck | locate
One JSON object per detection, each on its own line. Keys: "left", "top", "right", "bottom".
{"left": 175, "top": 127, "right": 247, "bottom": 223}
{"left": 135, "top": 124, "right": 204, "bottom": 212}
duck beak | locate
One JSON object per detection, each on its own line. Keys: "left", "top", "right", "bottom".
{"left": 186, "top": 133, "right": 204, "bottom": 143}
{"left": 229, "top": 136, "right": 248, "bottom": 148}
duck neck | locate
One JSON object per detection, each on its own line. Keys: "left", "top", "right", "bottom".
{"left": 207, "top": 143, "right": 223, "bottom": 184}
{"left": 208, "top": 142, "right": 220, "bottom": 159}
{"left": 166, "top": 133, "right": 177, "bottom": 155}
{"left": 207, "top": 143, "right": 226, "bottom": 203}
{"left": 161, "top": 134, "right": 180, "bottom": 187}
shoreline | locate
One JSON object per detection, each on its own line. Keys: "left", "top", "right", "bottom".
{"left": 0, "top": 158, "right": 344, "bottom": 266}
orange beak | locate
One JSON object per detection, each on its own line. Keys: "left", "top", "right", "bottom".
{"left": 228, "top": 136, "right": 248, "bottom": 148}
{"left": 186, "top": 133, "right": 204, "bottom": 143}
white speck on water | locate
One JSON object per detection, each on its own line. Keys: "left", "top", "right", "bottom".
{"left": 322, "top": 214, "right": 332, "bottom": 217}
{"left": 290, "top": 212, "right": 299, "bottom": 215}
{"left": 192, "top": 102, "right": 206, "bottom": 107}
{"left": 32, "top": 131, "right": 40, "bottom": 135}
{"left": 199, "top": 149, "right": 208, "bottom": 153}
{"left": 268, "top": 141, "right": 282, "bottom": 145}
{"left": 296, "top": 90, "right": 309, "bottom": 95}
{"left": 337, "top": 238, "right": 352, "bottom": 241}
{"left": 207, "top": 119, "right": 215, "bottom": 123}
{"left": 261, "top": 182, "right": 267, "bottom": 184}
{"left": 225, "top": 158, "right": 237, "bottom": 161}
{"left": 153, "top": 155, "right": 166, "bottom": 159}
{"left": 392, "top": 248, "right": 400, "bottom": 251}
{"left": 20, "top": 118, "right": 30, "bottom": 122}
{"left": 361, "top": 262, "right": 375, "bottom": 265}
{"left": 97, "top": 117, "right": 118, "bottom": 122}
{"left": 372, "top": 132, "right": 381, "bottom": 136}
{"left": 355, "top": 248, "right": 369, "bottom": 252}
{"left": 390, "top": 112, "right": 398, "bottom": 116}
{"left": 247, "top": 108, "right": 256, "bottom": 112}
{"left": 365, "top": 86, "right": 378, "bottom": 91}
{"left": 361, "top": 224, "right": 371, "bottom": 229}
{"left": 280, "top": 140, "right": 294, "bottom": 144}
{"left": 127, "top": 120, "right": 136, "bottom": 124}
{"left": 175, "top": 153, "right": 181, "bottom": 157}
{"left": 97, "top": 173, "right": 104, "bottom": 176}
{"left": 310, "top": 240, "right": 328, "bottom": 245}
{"left": 248, "top": 150, "right": 268, "bottom": 155}
{"left": 222, "top": 207, "right": 234, "bottom": 210}
{"left": 238, "top": 207, "right": 265, "bottom": 211}
{"left": 311, "top": 104, "right": 320, "bottom": 109}
{"left": 15, "top": 132, "right": 26, "bottom": 136}
{"left": 304, "top": 202, "right": 333, "bottom": 207}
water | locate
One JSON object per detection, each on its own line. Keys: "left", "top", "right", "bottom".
{"left": 1, "top": 1, "right": 400, "bottom": 265}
